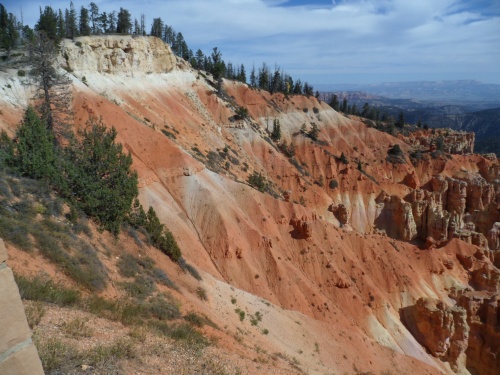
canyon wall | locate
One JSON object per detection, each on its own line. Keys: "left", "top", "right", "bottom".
{"left": 1, "top": 35, "right": 499, "bottom": 374}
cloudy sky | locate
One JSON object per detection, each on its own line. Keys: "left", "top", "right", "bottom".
{"left": 5, "top": 0, "right": 500, "bottom": 85}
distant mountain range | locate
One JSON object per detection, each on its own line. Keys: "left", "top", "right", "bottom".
{"left": 320, "top": 82, "right": 500, "bottom": 154}
{"left": 317, "top": 80, "right": 500, "bottom": 103}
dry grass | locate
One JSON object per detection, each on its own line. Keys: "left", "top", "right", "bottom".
{"left": 61, "top": 317, "right": 93, "bottom": 338}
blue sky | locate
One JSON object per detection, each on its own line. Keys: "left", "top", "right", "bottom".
{"left": 5, "top": 0, "right": 500, "bottom": 85}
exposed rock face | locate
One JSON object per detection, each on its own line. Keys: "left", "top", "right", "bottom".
{"left": 447, "top": 178, "right": 467, "bottom": 229}
{"left": 60, "top": 35, "right": 177, "bottom": 75}
{"left": 376, "top": 168, "right": 499, "bottom": 250}
{"left": 375, "top": 192, "right": 418, "bottom": 240}
{"left": 0, "top": 239, "right": 44, "bottom": 375}
{"left": 466, "top": 177, "right": 494, "bottom": 212}
{"left": 403, "top": 246, "right": 500, "bottom": 375}
{"left": 408, "top": 129, "right": 475, "bottom": 154}
{"left": 488, "top": 222, "right": 500, "bottom": 250}
{"left": 329, "top": 203, "right": 350, "bottom": 226}
{"left": 289, "top": 215, "right": 312, "bottom": 239}
{"left": 441, "top": 132, "right": 475, "bottom": 154}
{"left": 402, "top": 298, "right": 469, "bottom": 372}
{"left": 457, "top": 292, "right": 500, "bottom": 375}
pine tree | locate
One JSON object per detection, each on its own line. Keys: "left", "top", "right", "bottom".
{"left": 15, "top": 107, "right": 55, "bottom": 179}
{"left": 63, "top": 118, "right": 138, "bottom": 235}
{"left": 89, "top": 2, "right": 99, "bottom": 34}
{"left": 175, "top": 32, "right": 189, "bottom": 60}
{"left": 329, "top": 94, "right": 339, "bottom": 111}
{"left": 164, "top": 25, "right": 175, "bottom": 45}
{"left": 238, "top": 64, "right": 246, "bottom": 83}
{"left": 67, "top": 2, "right": 78, "bottom": 39}
{"left": 293, "top": 79, "right": 302, "bottom": 95}
{"left": 133, "top": 19, "right": 140, "bottom": 34}
{"left": 351, "top": 104, "right": 358, "bottom": 116}
{"left": 79, "top": 7, "right": 91, "bottom": 36}
{"left": 341, "top": 97, "right": 348, "bottom": 113}
{"left": 361, "top": 102, "right": 370, "bottom": 117}
{"left": 150, "top": 17, "right": 163, "bottom": 38}
{"left": 140, "top": 14, "right": 146, "bottom": 35}
{"left": 56, "top": 9, "right": 65, "bottom": 41}
{"left": 194, "top": 49, "right": 204, "bottom": 69}
{"left": 35, "top": 6, "right": 59, "bottom": 41}
{"left": 28, "top": 32, "right": 72, "bottom": 135}
{"left": 395, "top": 111, "right": 405, "bottom": 128}
{"left": 309, "top": 123, "right": 319, "bottom": 141}
{"left": 211, "top": 47, "right": 225, "bottom": 81}
{"left": 116, "top": 8, "right": 132, "bottom": 34}
{"left": 271, "top": 119, "right": 281, "bottom": 141}
{"left": 0, "top": 5, "right": 19, "bottom": 53}
{"left": 340, "top": 152, "right": 348, "bottom": 164}
{"left": 107, "top": 11, "right": 117, "bottom": 33}
{"left": 98, "top": 12, "right": 107, "bottom": 33}
{"left": 250, "top": 64, "right": 257, "bottom": 88}
{"left": 258, "top": 62, "right": 269, "bottom": 90}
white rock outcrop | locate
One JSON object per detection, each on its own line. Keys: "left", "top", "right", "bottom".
{"left": 60, "top": 35, "right": 177, "bottom": 75}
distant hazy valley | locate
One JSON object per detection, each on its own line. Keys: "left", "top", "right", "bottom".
{"left": 322, "top": 80, "right": 500, "bottom": 154}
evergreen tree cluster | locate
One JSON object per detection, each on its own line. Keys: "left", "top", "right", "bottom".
{"left": 325, "top": 94, "right": 390, "bottom": 121}
{"left": 128, "top": 201, "right": 182, "bottom": 261}
{"left": 1, "top": 109, "right": 138, "bottom": 235}
{"left": 324, "top": 93, "right": 427, "bottom": 130}
{"left": 0, "top": 4, "right": 20, "bottom": 53}
{"left": 248, "top": 62, "right": 315, "bottom": 95}
{"left": 34, "top": 2, "right": 137, "bottom": 42}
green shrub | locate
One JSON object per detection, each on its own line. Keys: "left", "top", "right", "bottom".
{"left": 329, "top": 179, "right": 339, "bottom": 189}
{"left": 117, "top": 253, "right": 141, "bottom": 278}
{"left": 143, "top": 207, "right": 182, "bottom": 261}
{"left": 164, "top": 322, "right": 208, "bottom": 346}
{"left": 151, "top": 268, "right": 179, "bottom": 290}
{"left": 0, "top": 215, "right": 33, "bottom": 251}
{"left": 33, "top": 228, "right": 107, "bottom": 291}
{"left": 35, "top": 336, "right": 78, "bottom": 372}
{"left": 147, "top": 295, "right": 181, "bottom": 320}
{"left": 248, "top": 171, "right": 268, "bottom": 192}
{"left": 86, "top": 339, "right": 135, "bottom": 365}
{"left": 184, "top": 312, "right": 205, "bottom": 327}
{"left": 387, "top": 144, "right": 403, "bottom": 156}
{"left": 196, "top": 287, "right": 208, "bottom": 301}
{"left": 120, "top": 275, "right": 156, "bottom": 300}
{"left": 25, "top": 302, "right": 45, "bottom": 329}
{"left": 178, "top": 257, "right": 202, "bottom": 280}
{"left": 235, "top": 106, "right": 249, "bottom": 119}
{"left": 15, "top": 274, "right": 81, "bottom": 306}
{"left": 161, "top": 129, "right": 177, "bottom": 139}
